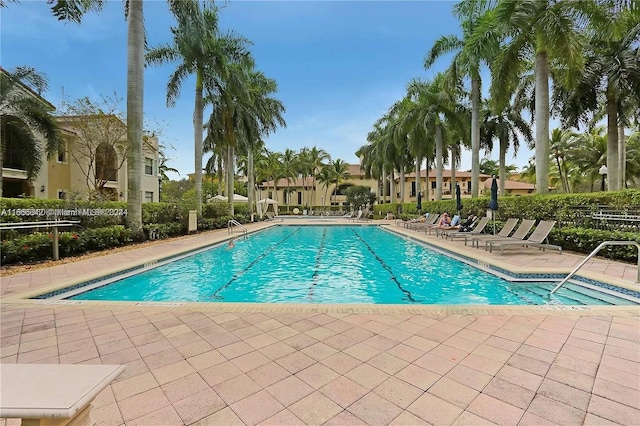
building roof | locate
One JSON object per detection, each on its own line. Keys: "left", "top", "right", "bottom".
{"left": 482, "top": 178, "right": 536, "bottom": 190}
{"left": 404, "top": 169, "right": 491, "bottom": 179}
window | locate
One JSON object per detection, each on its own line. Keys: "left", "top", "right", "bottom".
{"left": 57, "top": 190, "right": 66, "bottom": 200}
{"left": 144, "top": 157, "right": 153, "bottom": 175}
{"left": 95, "top": 143, "right": 118, "bottom": 182}
{"left": 410, "top": 182, "right": 416, "bottom": 197}
{"left": 144, "top": 191, "right": 154, "bottom": 203}
{"left": 431, "top": 181, "right": 437, "bottom": 189}
{"left": 297, "top": 192, "right": 302, "bottom": 205}
{"left": 57, "top": 141, "right": 67, "bottom": 163}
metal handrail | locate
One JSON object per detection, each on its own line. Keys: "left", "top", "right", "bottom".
{"left": 227, "top": 219, "right": 248, "bottom": 238}
{"left": 550, "top": 241, "right": 640, "bottom": 295}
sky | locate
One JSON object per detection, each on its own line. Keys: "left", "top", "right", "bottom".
{"left": 1, "top": 0, "right": 535, "bottom": 179}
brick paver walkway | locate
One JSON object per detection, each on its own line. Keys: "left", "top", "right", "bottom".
{"left": 1, "top": 220, "right": 638, "bottom": 425}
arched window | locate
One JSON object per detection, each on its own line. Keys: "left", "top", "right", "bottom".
{"left": 95, "top": 143, "right": 118, "bottom": 182}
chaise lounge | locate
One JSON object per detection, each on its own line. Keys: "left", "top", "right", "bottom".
{"left": 487, "top": 220, "right": 562, "bottom": 255}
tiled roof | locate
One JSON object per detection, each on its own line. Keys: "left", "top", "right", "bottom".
{"left": 482, "top": 178, "right": 536, "bottom": 190}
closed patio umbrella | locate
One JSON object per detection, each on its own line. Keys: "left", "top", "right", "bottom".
{"left": 489, "top": 176, "right": 499, "bottom": 234}
{"left": 417, "top": 191, "right": 422, "bottom": 212}
{"left": 455, "top": 184, "right": 463, "bottom": 215}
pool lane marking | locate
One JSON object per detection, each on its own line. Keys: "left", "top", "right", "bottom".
{"left": 307, "top": 228, "right": 328, "bottom": 300}
{"left": 210, "top": 228, "right": 302, "bottom": 299}
{"left": 350, "top": 228, "right": 418, "bottom": 303}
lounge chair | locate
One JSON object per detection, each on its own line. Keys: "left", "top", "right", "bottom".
{"left": 476, "top": 219, "right": 536, "bottom": 250}
{"left": 467, "top": 218, "right": 519, "bottom": 248}
{"left": 350, "top": 210, "right": 363, "bottom": 221}
{"left": 427, "top": 214, "right": 460, "bottom": 236}
{"left": 400, "top": 213, "right": 429, "bottom": 227}
{"left": 356, "top": 209, "right": 372, "bottom": 222}
{"left": 409, "top": 213, "right": 440, "bottom": 231}
{"left": 487, "top": 220, "right": 562, "bottom": 255}
{"left": 445, "top": 217, "right": 490, "bottom": 242}
{"left": 341, "top": 211, "right": 353, "bottom": 218}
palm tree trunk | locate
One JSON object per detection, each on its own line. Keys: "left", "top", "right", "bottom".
{"left": 618, "top": 123, "right": 625, "bottom": 189}
{"left": 227, "top": 144, "right": 235, "bottom": 215}
{"left": 399, "top": 169, "right": 405, "bottom": 211}
{"left": 535, "top": 48, "right": 550, "bottom": 194}
{"left": 125, "top": 0, "right": 144, "bottom": 236}
{"left": 194, "top": 69, "right": 204, "bottom": 214}
{"left": 415, "top": 155, "right": 421, "bottom": 198}
{"left": 382, "top": 165, "right": 387, "bottom": 203}
{"left": 471, "top": 75, "right": 480, "bottom": 198}
{"left": 217, "top": 156, "right": 224, "bottom": 196}
{"left": 435, "top": 124, "right": 443, "bottom": 201}
{"left": 606, "top": 86, "right": 619, "bottom": 191}
{"left": 450, "top": 147, "right": 457, "bottom": 201}
{"left": 499, "top": 136, "right": 507, "bottom": 196}
{"left": 248, "top": 147, "right": 254, "bottom": 219}
{"left": 389, "top": 170, "right": 395, "bottom": 204}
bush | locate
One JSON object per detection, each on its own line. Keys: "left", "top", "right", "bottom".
{"left": 143, "top": 223, "right": 185, "bottom": 239}
{"left": 550, "top": 227, "right": 639, "bottom": 263}
{"left": 1, "top": 225, "right": 132, "bottom": 265}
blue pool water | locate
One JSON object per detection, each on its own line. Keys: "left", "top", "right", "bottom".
{"left": 69, "top": 226, "right": 637, "bottom": 305}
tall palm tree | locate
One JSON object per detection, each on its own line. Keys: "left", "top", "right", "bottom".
{"left": 327, "top": 159, "right": 351, "bottom": 206}
{"left": 480, "top": 101, "right": 532, "bottom": 195}
{"left": 280, "top": 148, "right": 298, "bottom": 210}
{"left": 146, "top": 0, "right": 253, "bottom": 215}
{"left": 548, "top": 128, "right": 577, "bottom": 193}
{"left": 316, "top": 166, "right": 333, "bottom": 209}
{"left": 0, "top": 67, "right": 61, "bottom": 197}
{"left": 406, "top": 75, "right": 464, "bottom": 201}
{"left": 567, "top": 125, "right": 607, "bottom": 191}
{"left": 553, "top": 3, "right": 640, "bottom": 191}
{"left": 476, "top": 0, "right": 591, "bottom": 194}
{"left": 307, "top": 146, "right": 330, "bottom": 209}
{"left": 49, "top": 0, "right": 144, "bottom": 234}
{"left": 425, "top": 0, "right": 499, "bottom": 198}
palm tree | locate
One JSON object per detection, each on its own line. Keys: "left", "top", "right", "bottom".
{"left": 548, "top": 128, "right": 578, "bottom": 193}
{"left": 327, "top": 159, "right": 351, "bottom": 207}
{"left": 553, "top": 3, "right": 640, "bottom": 191}
{"left": 280, "top": 148, "right": 298, "bottom": 210}
{"left": 406, "top": 75, "right": 464, "bottom": 201}
{"left": 480, "top": 101, "right": 532, "bottom": 195}
{"left": 477, "top": 0, "right": 591, "bottom": 194}
{"left": 307, "top": 146, "right": 330, "bottom": 209}
{"left": 567, "top": 125, "right": 607, "bottom": 191}
{"left": 316, "top": 166, "right": 333, "bottom": 209}
{"left": 425, "top": 0, "right": 499, "bottom": 198}
{"left": 0, "top": 67, "right": 61, "bottom": 197}
{"left": 49, "top": 0, "right": 144, "bottom": 234}
{"left": 146, "top": 0, "right": 252, "bottom": 215}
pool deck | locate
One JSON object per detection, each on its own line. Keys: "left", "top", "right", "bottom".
{"left": 1, "top": 219, "right": 639, "bottom": 425}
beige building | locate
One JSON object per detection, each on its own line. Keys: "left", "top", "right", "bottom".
{"left": 258, "top": 165, "right": 536, "bottom": 209}
{"left": 1, "top": 72, "right": 159, "bottom": 202}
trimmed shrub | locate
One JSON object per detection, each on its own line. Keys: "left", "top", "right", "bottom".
{"left": 550, "top": 227, "right": 639, "bottom": 262}
{"left": 1, "top": 225, "right": 132, "bottom": 265}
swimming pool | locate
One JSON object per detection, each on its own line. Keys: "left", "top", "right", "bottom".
{"left": 59, "top": 225, "right": 637, "bottom": 305}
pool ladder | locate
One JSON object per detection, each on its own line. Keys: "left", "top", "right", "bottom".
{"left": 550, "top": 241, "right": 640, "bottom": 295}
{"left": 227, "top": 219, "right": 248, "bottom": 239}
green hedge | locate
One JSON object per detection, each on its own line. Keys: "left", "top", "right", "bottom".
{"left": 1, "top": 225, "right": 132, "bottom": 264}
{"left": 550, "top": 227, "right": 640, "bottom": 262}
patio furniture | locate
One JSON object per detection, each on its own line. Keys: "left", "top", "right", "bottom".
{"left": 487, "top": 220, "right": 562, "bottom": 255}
{"left": 477, "top": 219, "right": 536, "bottom": 250}
{"left": 467, "top": 218, "right": 519, "bottom": 248}
{"left": 0, "top": 364, "right": 125, "bottom": 426}
{"left": 445, "top": 216, "right": 490, "bottom": 242}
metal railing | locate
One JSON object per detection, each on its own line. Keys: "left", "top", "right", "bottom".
{"left": 227, "top": 219, "right": 247, "bottom": 239}
{"left": 0, "top": 220, "right": 81, "bottom": 261}
{"left": 550, "top": 241, "right": 640, "bottom": 295}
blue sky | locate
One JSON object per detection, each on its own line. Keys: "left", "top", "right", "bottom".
{"left": 1, "top": 0, "right": 534, "bottom": 179}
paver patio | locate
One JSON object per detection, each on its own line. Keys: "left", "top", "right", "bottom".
{"left": 1, "top": 220, "right": 639, "bottom": 425}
